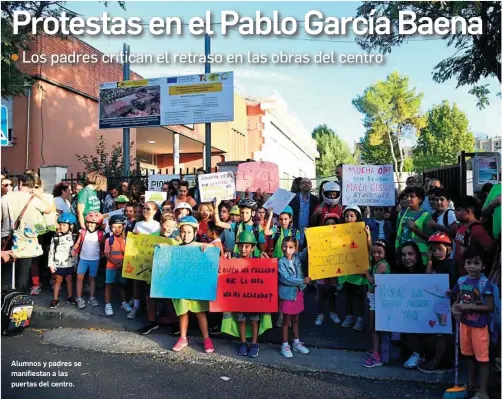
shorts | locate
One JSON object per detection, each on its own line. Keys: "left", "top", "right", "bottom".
{"left": 236, "top": 313, "right": 260, "bottom": 322}
{"left": 105, "top": 268, "right": 127, "bottom": 285}
{"left": 367, "top": 292, "right": 375, "bottom": 311}
{"left": 55, "top": 267, "right": 73, "bottom": 277}
{"left": 77, "top": 259, "right": 99, "bottom": 277}
{"left": 460, "top": 323, "right": 489, "bottom": 362}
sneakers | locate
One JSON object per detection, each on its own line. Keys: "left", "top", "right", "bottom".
{"left": 30, "top": 285, "right": 42, "bottom": 296}
{"left": 203, "top": 338, "right": 214, "bottom": 353}
{"left": 281, "top": 344, "right": 293, "bottom": 359}
{"left": 418, "top": 359, "right": 448, "bottom": 374}
{"left": 172, "top": 337, "right": 189, "bottom": 352}
{"left": 76, "top": 297, "right": 86, "bottom": 309}
{"left": 404, "top": 352, "right": 424, "bottom": 370}
{"left": 237, "top": 342, "right": 248, "bottom": 356}
{"left": 276, "top": 313, "right": 284, "bottom": 328}
{"left": 127, "top": 307, "right": 139, "bottom": 319}
{"left": 292, "top": 342, "right": 309, "bottom": 355}
{"left": 49, "top": 299, "right": 59, "bottom": 309}
{"left": 341, "top": 315, "right": 354, "bottom": 328}
{"left": 139, "top": 322, "right": 159, "bottom": 335}
{"left": 105, "top": 304, "right": 114, "bottom": 316}
{"left": 248, "top": 343, "right": 259, "bottom": 358}
{"left": 353, "top": 317, "right": 364, "bottom": 331}
{"left": 329, "top": 313, "right": 341, "bottom": 324}
{"left": 66, "top": 296, "right": 77, "bottom": 305}
{"left": 208, "top": 325, "right": 221, "bottom": 335}
{"left": 88, "top": 297, "right": 99, "bottom": 307}
{"left": 315, "top": 314, "right": 324, "bottom": 326}
{"left": 121, "top": 302, "right": 133, "bottom": 313}
{"left": 363, "top": 353, "right": 383, "bottom": 368}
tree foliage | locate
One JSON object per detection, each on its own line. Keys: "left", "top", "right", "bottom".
{"left": 76, "top": 135, "right": 135, "bottom": 179}
{"left": 413, "top": 101, "right": 474, "bottom": 171}
{"left": 356, "top": 1, "right": 501, "bottom": 108}
{"left": 312, "top": 125, "right": 356, "bottom": 177}
{"left": 1, "top": 1, "right": 125, "bottom": 98}
{"left": 352, "top": 71, "right": 426, "bottom": 177}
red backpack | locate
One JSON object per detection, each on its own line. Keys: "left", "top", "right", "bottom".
{"left": 74, "top": 229, "right": 105, "bottom": 257}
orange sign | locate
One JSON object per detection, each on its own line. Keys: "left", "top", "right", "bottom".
{"left": 210, "top": 258, "right": 278, "bottom": 313}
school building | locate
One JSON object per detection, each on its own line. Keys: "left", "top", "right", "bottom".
{"left": 1, "top": 34, "right": 317, "bottom": 180}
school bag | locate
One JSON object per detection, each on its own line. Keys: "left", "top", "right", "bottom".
{"left": 463, "top": 222, "right": 495, "bottom": 272}
{"left": 433, "top": 209, "right": 454, "bottom": 227}
{"left": 1, "top": 263, "right": 34, "bottom": 337}
{"left": 458, "top": 274, "right": 501, "bottom": 344}
{"left": 74, "top": 229, "right": 105, "bottom": 256}
{"left": 272, "top": 227, "right": 299, "bottom": 247}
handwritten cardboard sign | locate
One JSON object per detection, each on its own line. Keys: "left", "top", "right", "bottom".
{"left": 198, "top": 172, "right": 236, "bottom": 202}
{"left": 263, "top": 188, "right": 295, "bottom": 214}
{"left": 148, "top": 174, "right": 180, "bottom": 191}
{"left": 121, "top": 234, "right": 177, "bottom": 282}
{"left": 236, "top": 161, "right": 279, "bottom": 194}
{"left": 145, "top": 190, "right": 167, "bottom": 206}
{"left": 342, "top": 164, "right": 395, "bottom": 206}
{"left": 210, "top": 258, "right": 278, "bottom": 313}
{"left": 375, "top": 274, "right": 452, "bottom": 334}
{"left": 150, "top": 246, "right": 220, "bottom": 300}
{"left": 305, "top": 222, "right": 369, "bottom": 280}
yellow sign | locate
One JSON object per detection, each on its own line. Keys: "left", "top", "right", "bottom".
{"left": 122, "top": 234, "right": 179, "bottom": 282}
{"left": 118, "top": 79, "right": 149, "bottom": 88}
{"left": 169, "top": 83, "right": 222, "bottom": 95}
{"left": 305, "top": 222, "right": 369, "bottom": 280}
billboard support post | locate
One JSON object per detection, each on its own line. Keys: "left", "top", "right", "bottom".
{"left": 123, "top": 43, "right": 131, "bottom": 177}
{"left": 204, "top": 34, "right": 211, "bottom": 172}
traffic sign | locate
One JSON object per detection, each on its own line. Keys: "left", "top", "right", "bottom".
{"left": 1, "top": 105, "right": 9, "bottom": 146}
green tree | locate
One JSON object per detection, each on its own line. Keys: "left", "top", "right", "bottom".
{"left": 312, "top": 125, "right": 356, "bottom": 177}
{"left": 356, "top": 1, "right": 501, "bottom": 109}
{"left": 358, "top": 129, "right": 399, "bottom": 165}
{"left": 353, "top": 71, "right": 426, "bottom": 182}
{"left": 1, "top": 1, "right": 124, "bottom": 97}
{"left": 413, "top": 101, "right": 475, "bottom": 171}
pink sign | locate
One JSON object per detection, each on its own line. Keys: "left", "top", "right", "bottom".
{"left": 236, "top": 161, "right": 279, "bottom": 194}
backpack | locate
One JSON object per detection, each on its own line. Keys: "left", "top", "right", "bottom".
{"left": 458, "top": 274, "right": 501, "bottom": 344}
{"left": 75, "top": 229, "right": 105, "bottom": 256}
{"left": 433, "top": 209, "right": 454, "bottom": 227}
{"left": 272, "top": 227, "right": 299, "bottom": 248}
{"left": 1, "top": 291, "right": 34, "bottom": 336}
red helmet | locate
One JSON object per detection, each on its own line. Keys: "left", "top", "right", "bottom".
{"left": 85, "top": 212, "right": 103, "bottom": 224}
{"left": 428, "top": 232, "right": 452, "bottom": 245}
{"left": 323, "top": 213, "right": 339, "bottom": 224}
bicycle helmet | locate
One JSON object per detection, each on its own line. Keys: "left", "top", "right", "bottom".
{"left": 428, "top": 232, "right": 452, "bottom": 245}
{"left": 237, "top": 231, "right": 257, "bottom": 245}
{"left": 280, "top": 206, "right": 293, "bottom": 217}
{"left": 230, "top": 205, "right": 240, "bottom": 215}
{"left": 115, "top": 195, "right": 129, "bottom": 203}
{"left": 322, "top": 181, "right": 341, "bottom": 206}
{"left": 343, "top": 205, "right": 362, "bottom": 218}
{"left": 175, "top": 202, "right": 193, "bottom": 212}
{"left": 109, "top": 214, "right": 126, "bottom": 226}
{"left": 238, "top": 198, "right": 257, "bottom": 211}
{"left": 323, "top": 213, "right": 339, "bottom": 224}
{"left": 85, "top": 212, "right": 103, "bottom": 224}
{"left": 177, "top": 216, "right": 199, "bottom": 231}
{"left": 57, "top": 213, "right": 76, "bottom": 225}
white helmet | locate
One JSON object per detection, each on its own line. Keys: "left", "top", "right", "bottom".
{"left": 322, "top": 181, "right": 341, "bottom": 206}
{"left": 175, "top": 202, "right": 193, "bottom": 212}
{"left": 343, "top": 205, "right": 362, "bottom": 218}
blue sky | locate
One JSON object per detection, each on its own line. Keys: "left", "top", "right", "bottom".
{"left": 69, "top": 1, "right": 501, "bottom": 147}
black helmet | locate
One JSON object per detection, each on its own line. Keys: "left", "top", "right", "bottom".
{"left": 238, "top": 198, "right": 257, "bottom": 211}
{"left": 109, "top": 214, "right": 126, "bottom": 226}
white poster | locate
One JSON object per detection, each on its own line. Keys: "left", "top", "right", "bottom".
{"left": 263, "top": 188, "right": 295, "bottom": 214}
{"left": 198, "top": 172, "right": 236, "bottom": 202}
{"left": 342, "top": 164, "right": 395, "bottom": 206}
{"left": 375, "top": 274, "right": 452, "bottom": 334}
{"left": 148, "top": 174, "right": 180, "bottom": 191}
{"left": 99, "top": 72, "right": 234, "bottom": 129}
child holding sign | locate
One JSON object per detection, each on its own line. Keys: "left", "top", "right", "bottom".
{"left": 171, "top": 216, "right": 215, "bottom": 354}
{"left": 278, "top": 236, "right": 311, "bottom": 359}
{"left": 363, "top": 240, "right": 391, "bottom": 368}
{"left": 264, "top": 206, "right": 300, "bottom": 258}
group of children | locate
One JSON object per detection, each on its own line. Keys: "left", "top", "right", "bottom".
{"left": 44, "top": 179, "right": 500, "bottom": 398}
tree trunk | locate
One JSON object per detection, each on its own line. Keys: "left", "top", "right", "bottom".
{"left": 386, "top": 126, "right": 400, "bottom": 189}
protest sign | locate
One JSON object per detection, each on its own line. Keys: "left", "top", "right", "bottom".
{"left": 102, "top": 209, "right": 124, "bottom": 234}
{"left": 263, "top": 188, "right": 295, "bottom": 214}
{"left": 305, "top": 222, "right": 369, "bottom": 280}
{"left": 210, "top": 258, "right": 278, "bottom": 313}
{"left": 145, "top": 190, "right": 167, "bottom": 206}
{"left": 375, "top": 274, "right": 452, "bottom": 334}
{"left": 236, "top": 161, "right": 279, "bottom": 193}
{"left": 121, "top": 234, "right": 177, "bottom": 282}
{"left": 342, "top": 164, "right": 395, "bottom": 206}
{"left": 148, "top": 174, "right": 180, "bottom": 191}
{"left": 150, "top": 246, "right": 220, "bottom": 300}
{"left": 198, "top": 172, "right": 236, "bottom": 202}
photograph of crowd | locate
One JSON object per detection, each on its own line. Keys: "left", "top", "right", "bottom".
{"left": 99, "top": 85, "right": 161, "bottom": 120}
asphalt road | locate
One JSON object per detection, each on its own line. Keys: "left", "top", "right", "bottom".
{"left": 1, "top": 331, "right": 447, "bottom": 399}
